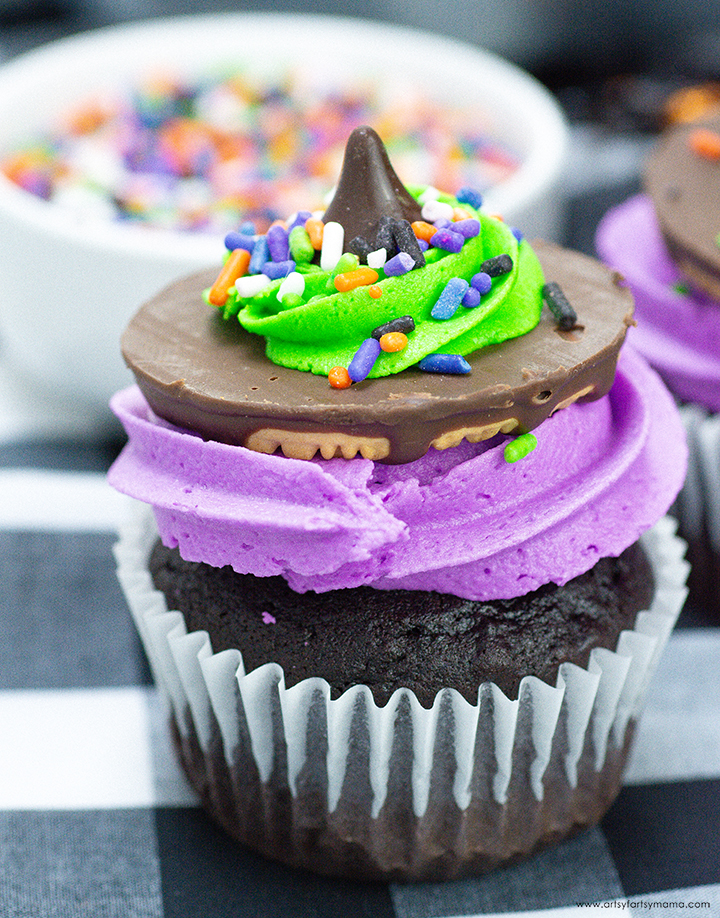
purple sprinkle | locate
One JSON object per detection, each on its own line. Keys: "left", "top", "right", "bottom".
{"left": 224, "top": 231, "right": 256, "bottom": 252}
{"left": 433, "top": 217, "right": 452, "bottom": 229}
{"left": 418, "top": 353, "right": 471, "bottom": 374}
{"left": 249, "top": 235, "right": 269, "bottom": 274}
{"left": 288, "top": 210, "right": 313, "bottom": 231}
{"left": 429, "top": 228, "right": 464, "bottom": 253}
{"left": 512, "top": 227, "right": 524, "bottom": 242}
{"left": 267, "top": 223, "right": 290, "bottom": 262}
{"left": 471, "top": 271, "right": 492, "bottom": 294}
{"left": 417, "top": 238, "right": 429, "bottom": 252}
{"left": 383, "top": 251, "right": 415, "bottom": 276}
{"left": 431, "top": 277, "right": 470, "bottom": 320}
{"left": 262, "top": 259, "right": 295, "bottom": 279}
{"left": 239, "top": 220, "right": 256, "bottom": 235}
{"left": 348, "top": 337, "right": 381, "bottom": 382}
{"left": 453, "top": 218, "right": 480, "bottom": 238}
{"left": 262, "top": 611, "right": 276, "bottom": 625}
{"left": 457, "top": 186, "right": 483, "bottom": 209}
{"left": 462, "top": 286, "right": 481, "bottom": 308}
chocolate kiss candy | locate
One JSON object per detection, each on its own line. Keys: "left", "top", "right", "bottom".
{"left": 322, "top": 125, "right": 423, "bottom": 246}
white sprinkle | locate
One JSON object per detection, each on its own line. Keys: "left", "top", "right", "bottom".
{"left": 320, "top": 220, "right": 345, "bottom": 271}
{"left": 367, "top": 248, "right": 387, "bottom": 269}
{"left": 418, "top": 185, "right": 442, "bottom": 204}
{"left": 235, "top": 274, "right": 271, "bottom": 297}
{"left": 277, "top": 271, "right": 305, "bottom": 301}
{"left": 421, "top": 199, "right": 454, "bottom": 222}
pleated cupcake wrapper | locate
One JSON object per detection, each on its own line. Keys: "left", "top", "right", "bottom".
{"left": 676, "top": 404, "right": 720, "bottom": 552}
{"left": 114, "top": 503, "right": 688, "bottom": 823}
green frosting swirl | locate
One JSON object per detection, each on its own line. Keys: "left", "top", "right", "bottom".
{"left": 212, "top": 195, "right": 545, "bottom": 377}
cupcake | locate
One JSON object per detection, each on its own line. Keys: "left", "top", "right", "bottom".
{"left": 109, "top": 126, "right": 688, "bottom": 880}
{"left": 595, "top": 112, "right": 720, "bottom": 614}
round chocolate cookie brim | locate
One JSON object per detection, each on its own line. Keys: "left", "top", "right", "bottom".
{"left": 149, "top": 539, "right": 654, "bottom": 707}
{"left": 122, "top": 240, "right": 634, "bottom": 465}
{"left": 644, "top": 114, "right": 720, "bottom": 298}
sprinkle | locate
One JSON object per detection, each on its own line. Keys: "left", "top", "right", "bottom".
{"left": 235, "top": 273, "right": 271, "bottom": 297}
{"left": 418, "top": 186, "right": 442, "bottom": 204}
{"left": 262, "top": 611, "right": 276, "bottom": 624}
{"left": 504, "top": 432, "right": 538, "bottom": 463}
{"left": 421, "top": 199, "right": 454, "bottom": 222}
{"left": 542, "top": 282, "right": 577, "bottom": 330}
{"left": 418, "top": 353, "right": 471, "bottom": 374}
{"left": 279, "top": 292, "right": 303, "bottom": 309}
{"left": 348, "top": 337, "right": 381, "bottom": 382}
{"left": 379, "top": 331, "right": 408, "bottom": 352}
{"left": 452, "top": 218, "right": 480, "bottom": 238}
{"left": 334, "top": 266, "right": 379, "bottom": 292}
{"left": 375, "top": 216, "right": 396, "bottom": 255}
{"left": 372, "top": 315, "right": 415, "bottom": 338}
{"left": 248, "top": 234, "right": 269, "bottom": 274}
{"left": 383, "top": 251, "right": 415, "bottom": 276}
{"left": 462, "top": 286, "right": 481, "bottom": 308}
{"left": 471, "top": 271, "right": 492, "bottom": 294}
{"left": 267, "top": 223, "right": 290, "bottom": 262}
{"left": 325, "top": 252, "right": 359, "bottom": 292}
{"left": 208, "top": 248, "right": 251, "bottom": 306}
{"left": 348, "top": 235, "right": 372, "bottom": 262}
{"left": 328, "top": 365, "right": 352, "bottom": 389}
{"left": 432, "top": 278, "right": 470, "bottom": 320}
{"left": 320, "top": 220, "right": 344, "bottom": 270}
{"left": 368, "top": 285, "right": 383, "bottom": 298}
{"left": 367, "top": 248, "right": 387, "bottom": 269}
{"left": 411, "top": 220, "right": 436, "bottom": 242}
{"left": 480, "top": 253, "right": 513, "bottom": 277}
{"left": 512, "top": 227, "right": 524, "bottom": 242}
{"left": 430, "top": 228, "right": 464, "bottom": 253}
{"left": 452, "top": 206, "right": 474, "bottom": 221}
{"left": 305, "top": 217, "right": 325, "bottom": 250}
{"left": 689, "top": 127, "right": 720, "bottom": 160}
{"left": 277, "top": 271, "right": 305, "bottom": 301}
{"left": 288, "top": 210, "right": 312, "bottom": 231}
{"left": 391, "top": 218, "right": 425, "bottom": 268}
{"left": 288, "top": 225, "right": 314, "bottom": 263}
{"left": 456, "top": 186, "right": 483, "bottom": 209}
{"left": 223, "top": 230, "right": 255, "bottom": 252}
{"left": 262, "top": 259, "right": 295, "bottom": 280}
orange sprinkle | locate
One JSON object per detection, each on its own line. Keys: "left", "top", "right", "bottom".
{"left": 368, "top": 285, "right": 383, "bottom": 299}
{"left": 305, "top": 217, "right": 325, "bottom": 250}
{"left": 328, "top": 366, "right": 352, "bottom": 389}
{"left": 379, "top": 332, "right": 408, "bottom": 352}
{"left": 208, "top": 248, "right": 251, "bottom": 306}
{"left": 411, "top": 220, "right": 436, "bottom": 242}
{"left": 334, "top": 267, "right": 379, "bottom": 292}
{"left": 489, "top": 212, "right": 505, "bottom": 222}
{"left": 689, "top": 127, "right": 720, "bottom": 160}
{"left": 453, "top": 206, "right": 474, "bottom": 221}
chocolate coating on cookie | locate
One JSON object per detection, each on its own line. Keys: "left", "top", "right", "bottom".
{"left": 122, "top": 240, "right": 634, "bottom": 464}
{"left": 645, "top": 113, "right": 720, "bottom": 298}
{"left": 149, "top": 539, "right": 654, "bottom": 706}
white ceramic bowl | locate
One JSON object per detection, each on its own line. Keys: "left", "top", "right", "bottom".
{"left": 0, "top": 13, "right": 568, "bottom": 430}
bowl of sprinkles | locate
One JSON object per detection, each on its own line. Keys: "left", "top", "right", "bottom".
{"left": 0, "top": 12, "right": 568, "bottom": 425}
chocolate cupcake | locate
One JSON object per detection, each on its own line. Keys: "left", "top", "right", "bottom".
{"left": 110, "top": 127, "right": 688, "bottom": 880}
{"left": 596, "top": 113, "right": 720, "bottom": 615}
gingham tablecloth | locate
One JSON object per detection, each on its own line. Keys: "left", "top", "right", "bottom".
{"left": 1, "top": 373, "right": 719, "bottom": 918}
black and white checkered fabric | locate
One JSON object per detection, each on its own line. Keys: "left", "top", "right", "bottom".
{"left": 2, "top": 402, "right": 719, "bottom": 918}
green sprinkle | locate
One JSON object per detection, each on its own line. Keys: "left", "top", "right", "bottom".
{"left": 288, "top": 225, "right": 314, "bottom": 264}
{"left": 504, "top": 432, "right": 537, "bottom": 464}
{"left": 325, "top": 252, "right": 359, "bottom": 293}
{"left": 672, "top": 281, "right": 689, "bottom": 296}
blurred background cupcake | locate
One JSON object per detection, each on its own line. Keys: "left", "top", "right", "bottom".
{"left": 596, "top": 105, "right": 720, "bottom": 616}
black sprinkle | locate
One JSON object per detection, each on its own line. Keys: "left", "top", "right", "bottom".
{"left": 391, "top": 218, "right": 426, "bottom": 268}
{"left": 480, "top": 254, "right": 513, "bottom": 277}
{"left": 375, "top": 215, "right": 398, "bottom": 257}
{"left": 542, "top": 281, "right": 578, "bottom": 330}
{"left": 372, "top": 315, "right": 416, "bottom": 339}
{"left": 349, "top": 235, "right": 372, "bottom": 263}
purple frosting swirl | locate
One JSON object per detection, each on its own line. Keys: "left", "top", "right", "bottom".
{"left": 596, "top": 193, "right": 720, "bottom": 412}
{"left": 109, "top": 346, "right": 686, "bottom": 600}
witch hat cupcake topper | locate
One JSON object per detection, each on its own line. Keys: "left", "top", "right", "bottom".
{"left": 322, "top": 125, "right": 423, "bottom": 249}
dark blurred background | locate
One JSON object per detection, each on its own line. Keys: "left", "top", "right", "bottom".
{"left": 2, "top": 0, "right": 720, "bottom": 252}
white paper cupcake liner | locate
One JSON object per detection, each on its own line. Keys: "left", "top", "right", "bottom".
{"left": 672, "top": 404, "right": 720, "bottom": 611}
{"left": 113, "top": 503, "right": 688, "bottom": 880}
